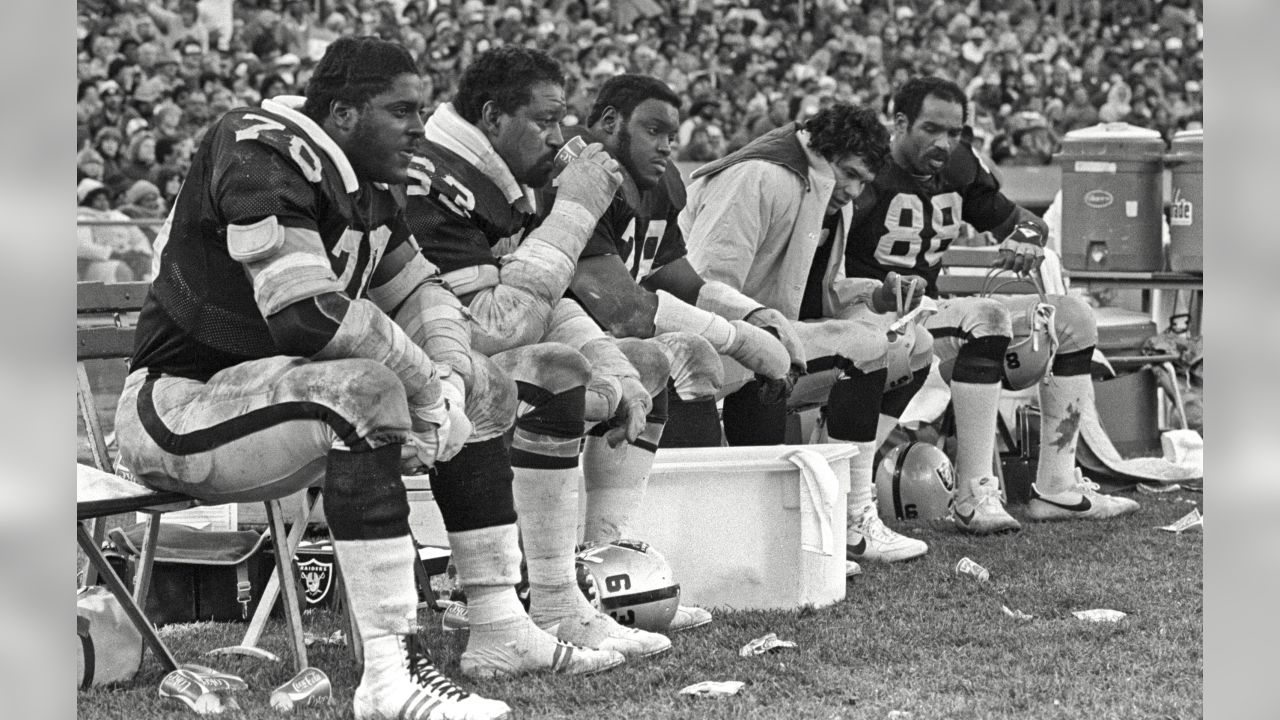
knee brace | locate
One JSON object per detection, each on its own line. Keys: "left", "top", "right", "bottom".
{"left": 323, "top": 443, "right": 409, "bottom": 540}
{"left": 825, "top": 367, "right": 888, "bottom": 442}
{"left": 430, "top": 436, "right": 518, "bottom": 532}
{"left": 951, "top": 335, "right": 1011, "bottom": 385}
{"left": 880, "top": 366, "right": 930, "bottom": 418}
{"left": 1051, "top": 346, "right": 1094, "bottom": 377}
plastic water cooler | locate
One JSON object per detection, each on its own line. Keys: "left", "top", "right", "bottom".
{"left": 1166, "top": 129, "right": 1203, "bottom": 272}
{"left": 1057, "top": 123, "right": 1166, "bottom": 271}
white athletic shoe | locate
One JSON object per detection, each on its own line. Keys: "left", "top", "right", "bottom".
{"left": 1026, "top": 470, "right": 1141, "bottom": 522}
{"left": 845, "top": 560, "right": 863, "bottom": 577}
{"left": 667, "top": 605, "right": 713, "bottom": 632}
{"left": 543, "top": 609, "right": 672, "bottom": 659}
{"left": 846, "top": 505, "right": 929, "bottom": 563}
{"left": 459, "top": 620, "right": 625, "bottom": 680}
{"left": 949, "top": 476, "right": 1022, "bottom": 535}
{"left": 354, "top": 634, "right": 512, "bottom": 720}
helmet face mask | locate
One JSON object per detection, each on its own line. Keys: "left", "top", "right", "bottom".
{"left": 576, "top": 539, "right": 681, "bottom": 632}
{"left": 875, "top": 441, "right": 955, "bottom": 521}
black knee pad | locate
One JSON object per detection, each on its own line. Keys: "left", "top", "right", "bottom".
{"left": 880, "top": 367, "right": 930, "bottom": 418}
{"left": 323, "top": 443, "right": 409, "bottom": 541}
{"left": 952, "top": 335, "right": 1011, "bottom": 384}
{"left": 826, "top": 367, "right": 887, "bottom": 442}
{"left": 723, "top": 380, "right": 786, "bottom": 446}
{"left": 657, "top": 381, "right": 723, "bottom": 448}
{"left": 431, "top": 436, "right": 518, "bottom": 532}
{"left": 515, "top": 381, "right": 585, "bottom": 439}
{"left": 1051, "top": 346, "right": 1094, "bottom": 377}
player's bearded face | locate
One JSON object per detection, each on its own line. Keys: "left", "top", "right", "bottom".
{"left": 491, "top": 81, "right": 566, "bottom": 187}
{"left": 616, "top": 99, "right": 679, "bottom": 190}
{"left": 896, "top": 94, "right": 965, "bottom": 176}
{"left": 346, "top": 73, "right": 426, "bottom": 184}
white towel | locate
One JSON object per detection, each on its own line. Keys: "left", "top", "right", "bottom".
{"left": 422, "top": 102, "right": 538, "bottom": 212}
{"left": 782, "top": 448, "right": 844, "bottom": 557}
{"left": 1078, "top": 403, "right": 1202, "bottom": 483}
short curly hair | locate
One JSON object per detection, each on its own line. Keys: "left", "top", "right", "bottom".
{"left": 454, "top": 46, "right": 565, "bottom": 124}
{"left": 802, "top": 104, "right": 891, "bottom": 172}
{"left": 301, "top": 36, "right": 418, "bottom": 122}
{"left": 891, "top": 76, "right": 969, "bottom": 128}
{"left": 586, "top": 74, "right": 681, "bottom": 127}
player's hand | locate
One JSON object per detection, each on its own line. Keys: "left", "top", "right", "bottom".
{"left": 602, "top": 376, "right": 653, "bottom": 447}
{"left": 870, "top": 271, "right": 927, "bottom": 314}
{"left": 993, "top": 221, "right": 1046, "bottom": 276}
{"left": 744, "top": 306, "right": 807, "bottom": 373}
{"left": 755, "top": 369, "right": 798, "bottom": 405}
{"left": 555, "top": 143, "right": 624, "bottom": 219}
{"left": 406, "top": 380, "right": 471, "bottom": 470}
{"left": 725, "top": 320, "right": 791, "bottom": 380}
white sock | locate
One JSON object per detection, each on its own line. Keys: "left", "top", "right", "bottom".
{"left": 582, "top": 433, "right": 656, "bottom": 545}
{"left": 874, "top": 414, "right": 900, "bottom": 450}
{"left": 844, "top": 440, "right": 876, "bottom": 520}
{"left": 332, "top": 536, "right": 419, "bottom": 702}
{"left": 1035, "top": 373, "right": 1091, "bottom": 496}
{"left": 949, "top": 380, "right": 1002, "bottom": 493}
{"left": 512, "top": 466, "right": 595, "bottom": 627}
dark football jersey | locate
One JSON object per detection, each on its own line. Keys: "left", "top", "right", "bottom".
{"left": 403, "top": 141, "right": 538, "bottom": 274}
{"left": 845, "top": 141, "right": 1016, "bottom": 296}
{"left": 579, "top": 160, "right": 689, "bottom": 283}
{"left": 132, "top": 105, "right": 413, "bottom": 380}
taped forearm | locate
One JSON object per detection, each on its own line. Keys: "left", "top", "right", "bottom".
{"left": 654, "top": 290, "right": 737, "bottom": 351}
{"left": 311, "top": 296, "right": 443, "bottom": 407}
{"left": 389, "top": 279, "right": 474, "bottom": 387}
{"left": 497, "top": 200, "right": 598, "bottom": 306}
{"left": 694, "top": 279, "right": 763, "bottom": 320}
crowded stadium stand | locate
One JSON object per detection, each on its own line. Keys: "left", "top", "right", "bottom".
{"left": 78, "top": 0, "right": 1203, "bottom": 252}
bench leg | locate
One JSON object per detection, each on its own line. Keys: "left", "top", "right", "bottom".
{"left": 78, "top": 522, "right": 179, "bottom": 673}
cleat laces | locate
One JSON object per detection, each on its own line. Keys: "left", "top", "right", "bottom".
{"left": 406, "top": 636, "right": 469, "bottom": 702}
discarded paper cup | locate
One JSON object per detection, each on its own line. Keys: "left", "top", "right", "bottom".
{"left": 955, "top": 556, "right": 990, "bottom": 582}
{"left": 553, "top": 135, "right": 589, "bottom": 170}
{"left": 269, "top": 667, "right": 333, "bottom": 711}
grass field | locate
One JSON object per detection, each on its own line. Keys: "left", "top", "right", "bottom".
{"left": 76, "top": 490, "right": 1202, "bottom": 720}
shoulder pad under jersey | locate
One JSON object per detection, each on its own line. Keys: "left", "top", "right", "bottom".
{"left": 219, "top": 106, "right": 352, "bottom": 191}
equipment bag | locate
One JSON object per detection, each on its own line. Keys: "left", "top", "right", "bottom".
{"left": 104, "top": 522, "right": 275, "bottom": 625}
{"left": 77, "top": 585, "right": 144, "bottom": 689}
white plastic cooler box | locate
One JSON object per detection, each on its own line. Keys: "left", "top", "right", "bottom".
{"left": 630, "top": 444, "right": 853, "bottom": 612}
{"left": 244, "top": 447, "right": 855, "bottom": 613}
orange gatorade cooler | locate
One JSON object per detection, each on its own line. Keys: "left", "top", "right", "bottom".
{"left": 1166, "top": 129, "right": 1203, "bottom": 273}
{"left": 1056, "top": 123, "right": 1166, "bottom": 271}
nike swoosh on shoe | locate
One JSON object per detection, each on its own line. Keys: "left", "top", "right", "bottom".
{"left": 953, "top": 508, "right": 976, "bottom": 525}
{"left": 1035, "top": 496, "right": 1092, "bottom": 512}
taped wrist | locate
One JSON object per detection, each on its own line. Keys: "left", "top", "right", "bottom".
{"left": 695, "top": 280, "right": 762, "bottom": 321}
{"left": 524, "top": 200, "right": 597, "bottom": 264}
{"left": 323, "top": 444, "right": 409, "bottom": 540}
{"left": 655, "top": 290, "right": 737, "bottom": 351}
{"left": 312, "top": 296, "right": 442, "bottom": 407}
{"left": 391, "top": 280, "right": 473, "bottom": 387}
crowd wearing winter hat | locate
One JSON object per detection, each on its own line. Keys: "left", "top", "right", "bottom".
{"left": 78, "top": 0, "right": 1204, "bottom": 214}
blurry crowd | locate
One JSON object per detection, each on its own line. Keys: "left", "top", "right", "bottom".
{"left": 76, "top": 0, "right": 1204, "bottom": 278}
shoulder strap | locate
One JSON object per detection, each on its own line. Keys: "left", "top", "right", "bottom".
{"left": 78, "top": 614, "right": 94, "bottom": 690}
